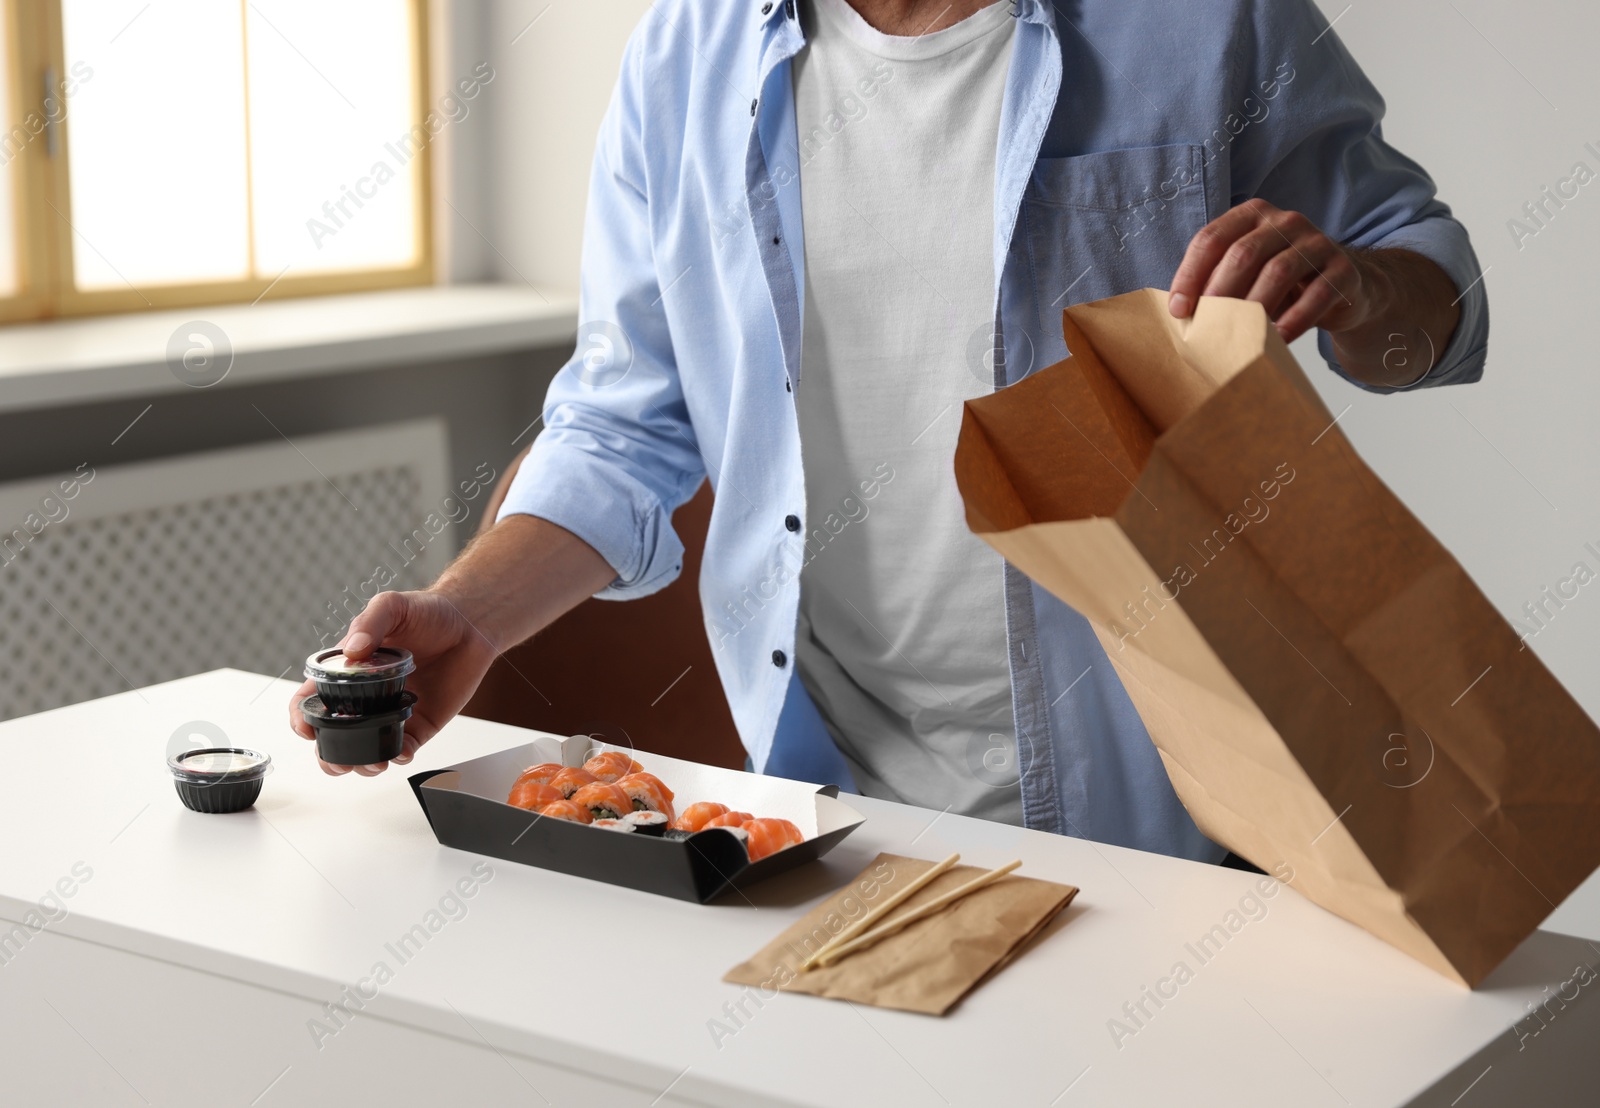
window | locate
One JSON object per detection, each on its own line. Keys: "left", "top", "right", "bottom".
{"left": 0, "top": 0, "right": 431, "bottom": 323}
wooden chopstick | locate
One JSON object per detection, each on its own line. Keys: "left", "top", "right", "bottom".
{"left": 810, "top": 859, "right": 1023, "bottom": 969}
{"left": 800, "top": 853, "right": 960, "bottom": 972}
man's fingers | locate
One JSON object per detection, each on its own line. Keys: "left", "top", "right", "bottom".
{"left": 1275, "top": 247, "right": 1360, "bottom": 342}
{"left": 1266, "top": 274, "right": 1315, "bottom": 324}
{"left": 317, "top": 755, "right": 393, "bottom": 776}
{"left": 390, "top": 727, "right": 429, "bottom": 765}
{"left": 1243, "top": 235, "right": 1334, "bottom": 317}
{"left": 1169, "top": 200, "right": 1277, "bottom": 317}
{"left": 403, "top": 709, "right": 441, "bottom": 747}
{"left": 288, "top": 678, "right": 318, "bottom": 740}
{"left": 1275, "top": 277, "right": 1347, "bottom": 344}
{"left": 1197, "top": 223, "right": 1299, "bottom": 303}
{"left": 343, "top": 591, "right": 408, "bottom": 659}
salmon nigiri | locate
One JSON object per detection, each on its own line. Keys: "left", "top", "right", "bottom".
{"left": 673, "top": 802, "right": 730, "bottom": 832}
{"left": 570, "top": 782, "right": 633, "bottom": 821}
{"left": 508, "top": 780, "right": 562, "bottom": 811}
{"left": 742, "top": 818, "right": 804, "bottom": 861}
{"left": 582, "top": 750, "right": 644, "bottom": 783}
{"left": 535, "top": 799, "right": 593, "bottom": 824}
{"left": 513, "top": 762, "right": 564, "bottom": 788}
{"left": 704, "top": 811, "right": 753, "bottom": 830}
{"left": 616, "top": 771, "right": 675, "bottom": 821}
{"left": 547, "top": 766, "right": 597, "bottom": 798}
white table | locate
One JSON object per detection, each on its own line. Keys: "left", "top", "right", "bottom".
{"left": 1, "top": 669, "right": 1595, "bottom": 1107}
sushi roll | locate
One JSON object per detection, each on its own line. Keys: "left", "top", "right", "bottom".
{"left": 582, "top": 750, "right": 644, "bottom": 783}
{"left": 743, "top": 818, "right": 805, "bottom": 862}
{"left": 673, "top": 801, "right": 730, "bottom": 832}
{"left": 593, "top": 818, "right": 635, "bottom": 832}
{"left": 508, "top": 780, "right": 562, "bottom": 811}
{"left": 704, "top": 811, "right": 753, "bottom": 830}
{"left": 535, "top": 799, "right": 593, "bottom": 824}
{"left": 513, "top": 763, "right": 564, "bottom": 788}
{"left": 615, "top": 771, "right": 676, "bottom": 821}
{"left": 570, "top": 782, "right": 633, "bottom": 821}
{"left": 548, "top": 766, "right": 598, "bottom": 798}
{"left": 623, "top": 810, "right": 670, "bottom": 837}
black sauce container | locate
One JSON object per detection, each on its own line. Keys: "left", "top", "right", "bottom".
{"left": 169, "top": 748, "right": 271, "bottom": 813}
{"left": 303, "top": 646, "right": 415, "bottom": 715}
{"left": 300, "top": 691, "right": 417, "bottom": 766}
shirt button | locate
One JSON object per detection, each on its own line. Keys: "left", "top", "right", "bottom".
{"left": 772, "top": 235, "right": 781, "bottom": 245}
{"left": 751, "top": 98, "right": 758, "bottom": 116}
{"left": 772, "top": 649, "right": 787, "bottom": 668}
{"left": 761, "top": 1, "right": 772, "bottom": 12}
{"left": 785, "top": 514, "right": 800, "bottom": 532}
{"left": 785, "top": 0, "right": 795, "bottom": 16}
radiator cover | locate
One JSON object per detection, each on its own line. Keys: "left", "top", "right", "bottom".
{"left": 0, "top": 419, "right": 452, "bottom": 720}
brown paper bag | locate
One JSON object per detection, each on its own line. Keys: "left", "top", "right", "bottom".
{"left": 954, "top": 288, "right": 1600, "bottom": 987}
{"left": 724, "top": 854, "right": 1077, "bottom": 1015}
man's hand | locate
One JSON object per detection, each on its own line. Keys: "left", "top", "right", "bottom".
{"left": 1169, "top": 199, "right": 1372, "bottom": 343}
{"left": 286, "top": 513, "right": 619, "bottom": 777}
{"left": 289, "top": 591, "right": 498, "bottom": 777}
{"left": 1169, "top": 199, "right": 1461, "bottom": 388}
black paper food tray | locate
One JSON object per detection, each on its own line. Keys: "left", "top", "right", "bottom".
{"left": 409, "top": 734, "right": 866, "bottom": 903}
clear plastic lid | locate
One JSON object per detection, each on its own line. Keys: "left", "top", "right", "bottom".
{"left": 304, "top": 645, "right": 415, "bottom": 682}
{"left": 168, "top": 747, "right": 271, "bottom": 783}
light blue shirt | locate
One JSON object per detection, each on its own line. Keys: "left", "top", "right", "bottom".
{"left": 497, "top": 0, "right": 1490, "bottom": 861}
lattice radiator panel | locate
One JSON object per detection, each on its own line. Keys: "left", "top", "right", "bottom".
{"left": 0, "top": 420, "right": 451, "bottom": 721}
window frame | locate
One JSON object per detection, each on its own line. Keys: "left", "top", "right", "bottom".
{"left": 0, "top": 0, "right": 434, "bottom": 325}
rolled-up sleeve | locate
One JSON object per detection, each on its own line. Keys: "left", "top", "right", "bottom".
{"left": 1230, "top": 0, "right": 1489, "bottom": 392}
{"left": 497, "top": 32, "right": 706, "bottom": 600}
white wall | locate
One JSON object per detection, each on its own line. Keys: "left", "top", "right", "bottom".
{"left": 429, "top": 0, "right": 495, "bottom": 283}
{"left": 465, "top": 0, "right": 1600, "bottom": 715}
{"left": 482, "top": 0, "right": 656, "bottom": 291}
{"left": 1293, "top": 0, "right": 1600, "bottom": 718}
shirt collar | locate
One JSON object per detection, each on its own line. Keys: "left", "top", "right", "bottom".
{"left": 1009, "top": 0, "right": 1053, "bottom": 25}
{"left": 759, "top": 0, "right": 796, "bottom": 29}
{"left": 767, "top": 0, "right": 1042, "bottom": 33}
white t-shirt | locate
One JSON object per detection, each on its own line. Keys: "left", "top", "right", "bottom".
{"left": 792, "top": 0, "right": 1022, "bottom": 823}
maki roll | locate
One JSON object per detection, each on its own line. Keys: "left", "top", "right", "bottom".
{"left": 570, "top": 782, "right": 633, "bottom": 821}
{"left": 508, "top": 780, "right": 562, "bottom": 811}
{"left": 615, "top": 771, "right": 675, "bottom": 821}
{"left": 593, "top": 818, "right": 635, "bottom": 832}
{"left": 742, "top": 818, "right": 805, "bottom": 862}
{"left": 548, "top": 766, "right": 597, "bottom": 798}
{"left": 534, "top": 799, "right": 593, "bottom": 824}
{"left": 717, "top": 825, "right": 751, "bottom": 853}
{"left": 582, "top": 750, "right": 643, "bottom": 783}
{"left": 673, "top": 801, "right": 730, "bottom": 832}
{"left": 623, "top": 810, "right": 670, "bottom": 837}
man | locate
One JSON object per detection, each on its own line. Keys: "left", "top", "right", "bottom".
{"left": 290, "top": 0, "right": 1487, "bottom": 862}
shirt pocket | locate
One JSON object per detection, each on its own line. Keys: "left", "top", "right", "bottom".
{"left": 1021, "top": 143, "right": 1215, "bottom": 354}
